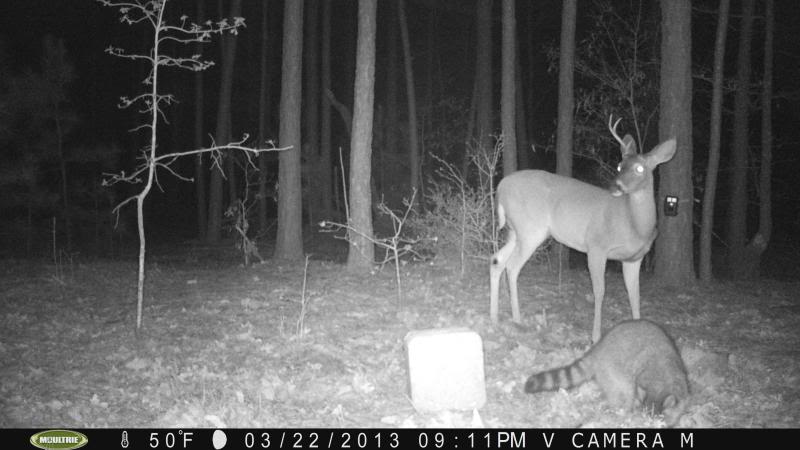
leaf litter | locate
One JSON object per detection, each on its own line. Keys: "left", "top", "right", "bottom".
{"left": 0, "top": 249, "right": 798, "bottom": 428}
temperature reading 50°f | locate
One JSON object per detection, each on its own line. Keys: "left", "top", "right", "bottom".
{"left": 469, "top": 431, "right": 525, "bottom": 449}
{"left": 149, "top": 430, "right": 194, "bottom": 448}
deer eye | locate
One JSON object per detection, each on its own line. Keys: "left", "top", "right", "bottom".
{"left": 635, "top": 165, "right": 644, "bottom": 174}
{"left": 617, "top": 163, "right": 623, "bottom": 172}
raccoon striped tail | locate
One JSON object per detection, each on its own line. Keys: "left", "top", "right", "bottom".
{"left": 524, "top": 359, "right": 591, "bottom": 393}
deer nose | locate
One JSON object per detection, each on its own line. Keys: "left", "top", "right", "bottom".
{"left": 611, "top": 180, "right": 625, "bottom": 197}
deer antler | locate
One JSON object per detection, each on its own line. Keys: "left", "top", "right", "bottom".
{"left": 608, "top": 115, "right": 624, "bottom": 147}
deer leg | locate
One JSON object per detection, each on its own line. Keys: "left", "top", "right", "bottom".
{"left": 490, "top": 228, "right": 518, "bottom": 323}
{"left": 587, "top": 250, "right": 608, "bottom": 343}
{"left": 622, "top": 259, "right": 643, "bottom": 319}
{"left": 504, "top": 231, "right": 547, "bottom": 323}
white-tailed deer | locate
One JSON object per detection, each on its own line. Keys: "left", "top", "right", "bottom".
{"left": 489, "top": 117, "right": 676, "bottom": 343}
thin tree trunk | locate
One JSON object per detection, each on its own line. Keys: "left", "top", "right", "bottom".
{"left": 320, "top": 0, "right": 334, "bottom": 219}
{"left": 501, "top": 0, "right": 517, "bottom": 175}
{"left": 515, "top": 34, "right": 529, "bottom": 170}
{"left": 462, "top": 67, "right": 478, "bottom": 175}
{"left": 743, "top": 0, "right": 774, "bottom": 276}
{"left": 194, "top": 0, "right": 207, "bottom": 240}
{"left": 756, "top": 0, "right": 774, "bottom": 250}
{"left": 274, "top": 0, "right": 304, "bottom": 260}
{"left": 726, "top": 0, "right": 754, "bottom": 275}
{"left": 555, "top": 0, "right": 577, "bottom": 267}
{"left": 398, "top": 0, "right": 420, "bottom": 195}
{"left": 224, "top": 0, "right": 242, "bottom": 205}
{"left": 257, "top": 0, "right": 271, "bottom": 233}
{"left": 347, "top": 0, "right": 377, "bottom": 271}
{"left": 699, "top": 0, "right": 730, "bottom": 282}
{"left": 206, "top": 0, "right": 242, "bottom": 243}
{"left": 304, "top": 0, "right": 320, "bottom": 226}
{"left": 655, "top": 0, "right": 695, "bottom": 285}
{"left": 54, "top": 111, "right": 72, "bottom": 251}
{"left": 476, "top": 0, "right": 493, "bottom": 152}
{"left": 556, "top": 0, "right": 576, "bottom": 178}
{"left": 422, "top": 8, "right": 436, "bottom": 196}
{"left": 385, "top": 3, "right": 399, "bottom": 192}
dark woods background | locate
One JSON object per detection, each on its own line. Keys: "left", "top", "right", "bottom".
{"left": 0, "top": 0, "right": 797, "bottom": 279}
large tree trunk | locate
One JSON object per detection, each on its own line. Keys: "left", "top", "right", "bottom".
{"left": 654, "top": 0, "right": 694, "bottom": 285}
{"left": 274, "top": 0, "right": 305, "bottom": 260}
{"left": 320, "top": 0, "right": 334, "bottom": 219}
{"left": 699, "top": 0, "right": 730, "bottom": 282}
{"left": 398, "top": 0, "right": 420, "bottom": 195}
{"left": 726, "top": 0, "right": 755, "bottom": 275}
{"left": 304, "top": 0, "right": 321, "bottom": 226}
{"left": 346, "top": 0, "right": 377, "bottom": 271}
{"left": 500, "top": 0, "right": 517, "bottom": 175}
{"left": 206, "top": 0, "right": 242, "bottom": 243}
{"left": 194, "top": 0, "right": 207, "bottom": 241}
{"left": 739, "top": 0, "right": 774, "bottom": 278}
{"left": 257, "top": 0, "right": 272, "bottom": 233}
{"left": 475, "top": 0, "right": 493, "bottom": 152}
{"left": 556, "top": 0, "right": 576, "bottom": 178}
{"left": 385, "top": 4, "right": 399, "bottom": 186}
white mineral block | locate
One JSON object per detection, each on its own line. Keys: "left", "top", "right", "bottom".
{"left": 405, "top": 327, "right": 486, "bottom": 411}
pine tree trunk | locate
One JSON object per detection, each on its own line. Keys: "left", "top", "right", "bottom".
{"left": 741, "top": 0, "right": 774, "bottom": 278}
{"left": 206, "top": 0, "right": 242, "bottom": 243}
{"left": 756, "top": 0, "right": 774, "bottom": 250}
{"left": 194, "top": 0, "right": 207, "bottom": 241}
{"left": 274, "top": 0, "right": 305, "bottom": 260}
{"left": 257, "top": 0, "right": 272, "bottom": 233}
{"left": 346, "top": 0, "right": 377, "bottom": 271}
{"left": 398, "top": 0, "right": 420, "bottom": 195}
{"left": 655, "top": 0, "right": 695, "bottom": 285}
{"left": 320, "top": 0, "right": 334, "bottom": 219}
{"left": 555, "top": 0, "right": 577, "bottom": 267}
{"left": 475, "top": 0, "right": 493, "bottom": 152}
{"left": 500, "top": 0, "right": 517, "bottom": 175}
{"left": 726, "top": 0, "right": 755, "bottom": 275}
{"left": 514, "top": 34, "right": 529, "bottom": 170}
{"left": 55, "top": 111, "right": 72, "bottom": 251}
{"left": 304, "top": 0, "right": 320, "bottom": 226}
{"left": 224, "top": 0, "right": 242, "bottom": 205}
{"left": 556, "top": 0, "right": 576, "bottom": 178}
{"left": 385, "top": 3, "right": 398, "bottom": 170}
{"left": 699, "top": 0, "right": 730, "bottom": 282}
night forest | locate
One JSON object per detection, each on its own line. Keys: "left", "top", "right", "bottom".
{"left": 1, "top": 0, "right": 799, "bottom": 429}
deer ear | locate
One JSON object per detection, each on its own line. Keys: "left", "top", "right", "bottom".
{"left": 644, "top": 138, "right": 677, "bottom": 168}
{"left": 620, "top": 135, "right": 637, "bottom": 157}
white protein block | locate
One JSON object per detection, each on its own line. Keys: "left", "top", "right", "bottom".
{"left": 405, "top": 327, "right": 486, "bottom": 412}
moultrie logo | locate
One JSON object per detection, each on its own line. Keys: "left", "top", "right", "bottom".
{"left": 29, "top": 430, "right": 88, "bottom": 450}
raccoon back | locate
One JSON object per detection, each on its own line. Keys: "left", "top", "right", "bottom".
{"left": 590, "top": 319, "right": 689, "bottom": 414}
{"left": 524, "top": 319, "right": 689, "bottom": 422}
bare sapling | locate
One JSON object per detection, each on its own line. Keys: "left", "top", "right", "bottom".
{"left": 226, "top": 164, "right": 265, "bottom": 266}
{"left": 320, "top": 190, "right": 426, "bottom": 303}
{"left": 489, "top": 116, "right": 675, "bottom": 342}
{"left": 421, "top": 137, "right": 501, "bottom": 275}
{"left": 98, "top": 0, "right": 287, "bottom": 332}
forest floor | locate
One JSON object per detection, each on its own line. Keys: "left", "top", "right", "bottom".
{"left": 1, "top": 234, "right": 799, "bottom": 429}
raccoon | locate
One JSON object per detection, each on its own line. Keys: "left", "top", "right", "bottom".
{"left": 524, "top": 319, "right": 689, "bottom": 425}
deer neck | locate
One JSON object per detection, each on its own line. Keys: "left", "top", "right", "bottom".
{"left": 624, "top": 182, "right": 657, "bottom": 239}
